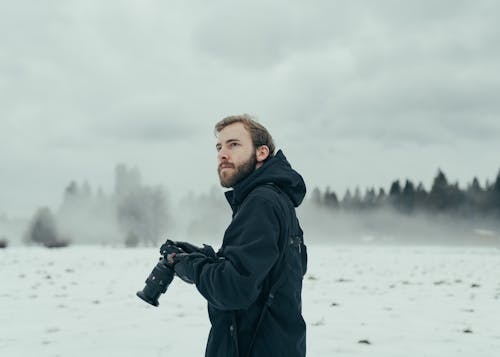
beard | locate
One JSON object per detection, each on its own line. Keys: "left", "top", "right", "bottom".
{"left": 218, "top": 153, "right": 257, "bottom": 188}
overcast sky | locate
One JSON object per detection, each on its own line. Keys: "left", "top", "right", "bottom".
{"left": 1, "top": 0, "right": 500, "bottom": 217}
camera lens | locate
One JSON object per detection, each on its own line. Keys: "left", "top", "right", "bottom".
{"left": 136, "top": 259, "right": 175, "bottom": 306}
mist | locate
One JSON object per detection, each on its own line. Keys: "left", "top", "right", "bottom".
{"left": 2, "top": 168, "right": 500, "bottom": 248}
{"left": 298, "top": 203, "right": 500, "bottom": 246}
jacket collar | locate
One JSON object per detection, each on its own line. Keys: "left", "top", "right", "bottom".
{"left": 223, "top": 150, "right": 306, "bottom": 209}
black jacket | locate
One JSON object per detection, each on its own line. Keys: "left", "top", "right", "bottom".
{"left": 177, "top": 150, "right": 307, "bottom": 357}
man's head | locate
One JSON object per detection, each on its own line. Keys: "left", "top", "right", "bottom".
{"left": 215, "top": 114, "right": 275, "bottom": 188}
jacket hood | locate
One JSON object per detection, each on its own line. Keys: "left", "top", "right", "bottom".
{"left": 225, "top": 150, "right": 306, "bottom": 207}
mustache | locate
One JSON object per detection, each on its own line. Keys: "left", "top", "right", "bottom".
{"left": 218, "top": 162, "right": 235, "bottom": 170}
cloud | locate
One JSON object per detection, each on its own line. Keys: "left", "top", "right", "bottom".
{"left": 1, "top": 0, "right": 500, "bottom": 217}
{"left": 92, "top": 113, "right": 195, "bottom": 143}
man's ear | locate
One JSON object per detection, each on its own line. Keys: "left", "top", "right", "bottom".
{"left": 256, "top": 145, "right": 270, "bottom": 163}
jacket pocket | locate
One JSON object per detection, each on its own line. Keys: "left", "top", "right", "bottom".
{"left": 287, "top": 235, "right": 306, "bottom": 279}
{"left": 300, "top": 242, "right": 307, "bottom": 276}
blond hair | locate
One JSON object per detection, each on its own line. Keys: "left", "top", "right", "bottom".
{"left": 214, "top": 114, "right": 276, "bottom": 158}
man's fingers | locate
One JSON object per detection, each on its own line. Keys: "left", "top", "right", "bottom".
{"left": 167, "top": 253, "right": 177, "bottom": 265}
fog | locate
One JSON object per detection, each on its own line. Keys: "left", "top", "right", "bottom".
{"left": 2, "top": 151, "right": 500, "bottom": 249}
{"left": 2, "top": 181, "right": 499, "bottom": 249}
{"left": 298, "top": 203, "right": 500, "bottom": 247}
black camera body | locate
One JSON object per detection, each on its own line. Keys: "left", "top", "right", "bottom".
{"left": 137, "top": 241, "right": 183, "bottom": 306}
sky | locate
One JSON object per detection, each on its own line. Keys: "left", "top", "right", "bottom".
{"left": 1, "top": 0, "right": 500, "bottom": 218}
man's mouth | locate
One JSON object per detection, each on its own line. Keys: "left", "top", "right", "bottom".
{"left": 219, "top": 163, "right": 234, "bottom": 170}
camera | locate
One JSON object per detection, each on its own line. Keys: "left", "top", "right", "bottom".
{"left": 136, "top": 257, "right": 174, "bottom": 307}
{"left": 136, "top": 241, "right": 182, "bottom": 307}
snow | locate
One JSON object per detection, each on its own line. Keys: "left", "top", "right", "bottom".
{"left": 1, "top": 244, "right": 500, "bottom": 356}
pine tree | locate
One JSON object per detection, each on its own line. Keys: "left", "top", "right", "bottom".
{"left": 428, "top": 169, "right": 450, "bottom": 211}
{"left": 341, "top": 189, "right": 352, "bottom": 210}
{"left": 465, "top": 177, "right": 485, "bottom": 214}
{"left": 492, "top": 170, "right": 500, "bottom": 214}
{"left": 25, "top": 207, "right": 64, "bottom": 246}
{"left": 415, "top": 182, "right": 428, "bottom": 209}
{"left": 323, "top": 187, "right": 339, "bottom": 209}
{"left": 375, "top": 188, "right": 387, "bottom": 207}
{"left": 401, "top": 180, "right": 416, "bottom": 214}
{"left": 352, "top": 187, "right": 362, "bottom": 210}
{"left": 389, "top": 180, "right": 402, "bottom": 211}
{"left": 363, "top": 188, "right": 377, "bottom": 209}
{"left": 311, "top": 187, "right": 322, "bottom": 206}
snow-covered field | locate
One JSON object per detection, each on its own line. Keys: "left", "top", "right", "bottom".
{"left": 1, "top": 244, "right": 499, "bottom": 357}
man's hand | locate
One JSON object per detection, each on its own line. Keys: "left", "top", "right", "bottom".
{"left": 171, "top": 241, "right": 203, "bottom": 254}
{"left": 159, "top": 239, "right": 217, "bottom": 284}
{"left": 161, "top": 239, "right": 217, "bottom": 259}
{"left": 169, "top": 252, "right": 195, "bottom": 284}
{"left": 159, "top": 239, "right": 184, "bottom": 257}
{"left": 170, "top": 251, "right": 218, "bottom": 285}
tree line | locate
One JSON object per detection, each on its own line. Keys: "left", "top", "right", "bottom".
{"left": 19, "top": 166, "right": 500, "bottom": 248}
{"left": 311, "top": 169, "right": 500, "bottom": 217}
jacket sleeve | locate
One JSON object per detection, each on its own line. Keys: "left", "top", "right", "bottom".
{"left": 176, "top": 193, "right": 282, "bottom": 311}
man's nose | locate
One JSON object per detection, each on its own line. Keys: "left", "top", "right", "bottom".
{"left": 218, "top": 148, "right": 229, "bottom": 161}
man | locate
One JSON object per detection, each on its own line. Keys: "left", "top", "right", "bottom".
{"left": 167, "top": 114, "right": 307, "bottom": 357}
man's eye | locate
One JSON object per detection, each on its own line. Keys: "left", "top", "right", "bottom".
{"left": 230, "top": 143, "right": 239, "bottom": 148}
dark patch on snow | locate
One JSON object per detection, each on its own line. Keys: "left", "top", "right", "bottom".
{"left": 433, "top": 280, "right": 448, "bottom": 286}
{"left": 336, "top": 278, "right": 352, "bottom": 283}
{"left": 358, "top": 339, "right": 371, "bottom": 345}
{"left": 311, "top": 318, "right": 326, "bottom": 326}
